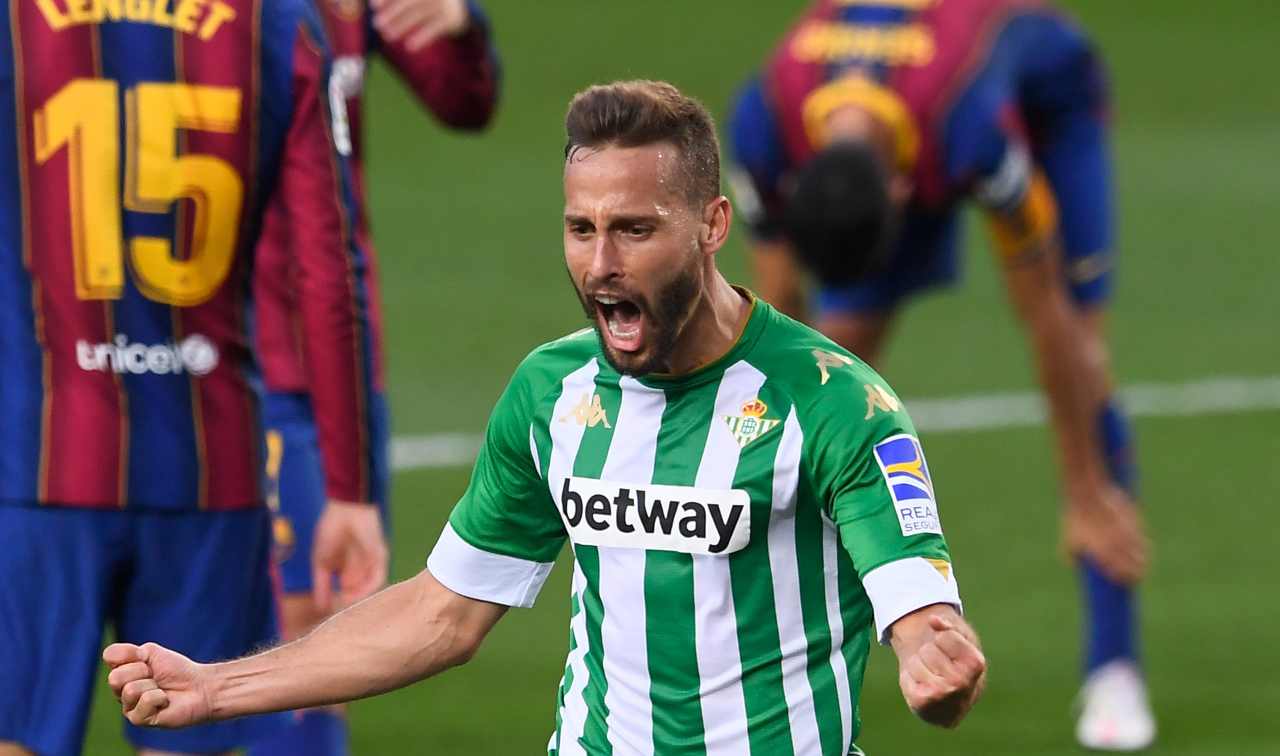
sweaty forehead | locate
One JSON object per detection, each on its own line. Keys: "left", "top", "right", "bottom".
{"left": 563, "top": 143, "right": 686, "bottom": 213}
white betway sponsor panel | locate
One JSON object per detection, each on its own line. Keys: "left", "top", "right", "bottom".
{"left": 596, "top": 376, "right": 663, "bottom": 754}
{"left": 390, "top": 375, "right": 1280, "bottom": 471}
{"left": 557, "top": 477, "right": 749, "bottom": 555}
{"left": 75, "top": 333, "right": 219, "bottom": 376}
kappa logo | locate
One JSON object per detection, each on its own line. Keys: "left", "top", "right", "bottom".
{"left": 873, "top": 434, "right": 942, "bottom": 537}
{"left": 558, "top": 477, "right": 750, "bottom": 555}
{"left": 813, "top": 348, "right": 854, "bottom": 385}
{"left": 560, "top": 393, "right": 612, "bottom": 428}
{"left": 863, "top": 383, "right": 901, "bottom": 419}
{"left": 724, "top": 398, "right": 781, "bottom": 448}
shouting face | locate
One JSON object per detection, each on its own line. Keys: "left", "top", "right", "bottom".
{"left": 563, "top": 143, "right": 708, "bottom": 376}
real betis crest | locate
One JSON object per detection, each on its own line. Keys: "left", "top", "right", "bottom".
{"left": 724, "top": 398, "right": 781, "bottom": 448}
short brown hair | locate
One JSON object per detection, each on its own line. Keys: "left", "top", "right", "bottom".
{"left": 565, "top": 80, "right": 721, "bottom": 205}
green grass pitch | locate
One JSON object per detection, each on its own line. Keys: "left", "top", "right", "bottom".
{"left": 84, "top": 1, "right": 1278, "bottom": 753}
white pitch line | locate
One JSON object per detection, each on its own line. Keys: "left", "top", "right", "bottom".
{"left": 390, "top": 374, "right": 1280, "bottom": 472}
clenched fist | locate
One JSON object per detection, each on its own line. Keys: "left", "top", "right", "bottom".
{"left": 104, "top": 642, "right": 214, "bottom": 728}
{"left": 897, "top": 614, "right": 987, "bottom": 728}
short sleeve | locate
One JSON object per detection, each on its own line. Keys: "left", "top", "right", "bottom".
{"left": 427, "top": 363, "right": 566, "bottom": 607}
{"left": 804, "top": 366, "right": 961, "bottom": 642}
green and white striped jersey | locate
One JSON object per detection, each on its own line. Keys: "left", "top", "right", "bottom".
{"left": 428, "top": 297, "right": 962, "bottom": 756}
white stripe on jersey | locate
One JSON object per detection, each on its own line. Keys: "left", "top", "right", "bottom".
{"left": 559, "top": 564, "right": 593, "bottom": 756}
{"left": 547, "top": 359, "right": 599, "bottom": 756}
{"left": 692, "top": 360, "right": 763, "bottom": 755}
{"left": 597, "top": 376, "right": 665, "bottom": 754}
{"left": 766, "top": 408, "right": 824, "bottom": 754}
{"left": 821, "top": 513, "right": 855, "bottom": 755}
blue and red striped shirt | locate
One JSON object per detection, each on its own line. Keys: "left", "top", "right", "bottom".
{"left": 1, "top": 0, "right": 377, "bottom": 510}
{"left": 253, "top": 0, "right": 499, "bottom": 401}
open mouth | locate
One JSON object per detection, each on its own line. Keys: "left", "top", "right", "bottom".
{"left": 593, "top": 293, "right": 645, "bottom": 353}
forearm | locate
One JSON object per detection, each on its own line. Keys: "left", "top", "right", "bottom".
{"left": 1005, "top": 242, "right": 1110, "bottom": 501}
{"left": 1023, "top": 293, "right": 1111, "bottom": 498}
{"left": 208, "top": 571, "right": 475, "bottom": 719}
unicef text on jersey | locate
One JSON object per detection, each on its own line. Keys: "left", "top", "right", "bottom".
{"left": 75, "top": 333, "right": 220, "bottom": 377}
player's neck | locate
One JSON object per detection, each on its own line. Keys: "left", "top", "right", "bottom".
{"left": 665, "top": 272, "right": 751, "bottom": 376}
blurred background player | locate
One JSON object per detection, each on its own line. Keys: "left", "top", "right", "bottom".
{"left": 727, "top": 0, "right": 1153, "bottom": 749}
{"left": 250, "top": 0, "right": 498, "bottom": 753}
{"left": 0, "top": 0, "right": 386, "bottom": 753}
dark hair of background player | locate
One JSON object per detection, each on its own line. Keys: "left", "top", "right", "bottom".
{"left": 783, "top": 142, "right": 895, "bottom": 285}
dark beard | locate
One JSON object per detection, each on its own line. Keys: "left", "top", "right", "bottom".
{"left": 574, "top": 265, "right": 700, "bottom": 377}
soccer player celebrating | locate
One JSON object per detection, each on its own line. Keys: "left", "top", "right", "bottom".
{"left": 106, "top": 81, "right": 986, "bottom": 755}
{"left": 250, "top": 0, "right": 498, "bottom": 752}
{"left": 1, "top": 1, "right": 385, "bottom": 754}
{"left": 726, "top": 1, "right": 1152, "bottom": 748}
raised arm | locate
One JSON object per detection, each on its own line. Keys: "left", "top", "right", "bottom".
{"left": 887, "top": 603, "right": 986, "bottom": 728}
{"left": 104, "top": 569, "right": 506, "bottom": 727}
{"left": 371, "top": 0, "right": 499, "bottom": 130}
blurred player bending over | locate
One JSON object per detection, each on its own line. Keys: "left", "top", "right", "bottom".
{"left": 107, "top": 80, "right": 986, "bottom": 755}
{"left": 727, "top": 0, "right": 1152, "bottom": 748}
{"left": 1, "top": 1, "right": 385, "bottom": 754}
{"left": 251, "top": 0, "right": 498, "bottom": 752}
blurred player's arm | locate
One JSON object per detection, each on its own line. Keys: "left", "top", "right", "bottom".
{"left": 978, "top": 149, "right": 1146, "bottom": 584}
{"left": 888, "top": 604, "right": 986, "bottom": 728}
{"left": 371, "top": 0, "right": 500, "bottom": 129}
{"left": 279, "top": 20, "right": 388, "bottom": 608}
{"left": 725, "top": 164, "right": 808, "bottom": 321}
{"left": 103, "top": 570, "right": 505, "bottom": 727}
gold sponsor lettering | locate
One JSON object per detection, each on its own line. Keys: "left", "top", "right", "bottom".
{"left": 32, "top": 0, "right": 235, "bottom": 40}
{"left": 172, "top": 0, "right": 206, "bottom": 34}
{"left": 96, "top": 0, "right": 125, "bottom": 23}
{"left": 813, "top": 348, "right": 855, "bottom": 386}
{"left": 197, "top": 0, "right": 235, "bottom": 40}
{"left": 65, "top": 0, "right": 91, "bottom": 24}
{"left": 837, "top": 0, "right": 936, "bottom": 8}
{"left": 791, "top": 21, "right": 935, "bottom": 67}
{"left": 863, "top": 383, "right": 901, "bottom": 419}
{"left": 34, "top": 0, "right": 70, "bottom": 30}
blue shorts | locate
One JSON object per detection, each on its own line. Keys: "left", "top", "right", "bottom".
{"left": 263, "top": 390, "right": 391, "bottom": 595}
{"left": 0, "top": 504, "right": 286, "bottom": 755}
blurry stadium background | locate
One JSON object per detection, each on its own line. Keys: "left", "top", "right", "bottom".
{"left": 85, "top": 1, "right": 1277, "bottom": 753}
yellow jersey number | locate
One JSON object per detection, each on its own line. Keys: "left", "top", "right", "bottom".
{"left": 32, "top": 78, "right": 244, "bottom": 307}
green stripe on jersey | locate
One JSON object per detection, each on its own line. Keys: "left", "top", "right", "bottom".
{"left": 443, "top": 299, "right": 957, "bottom": 755}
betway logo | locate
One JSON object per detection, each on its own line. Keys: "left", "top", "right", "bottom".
{"left": 558, "top": 477, "right": 750, "bottom": 555}
{"left": 76, "top": 334, "right": 219, "bottom": 377}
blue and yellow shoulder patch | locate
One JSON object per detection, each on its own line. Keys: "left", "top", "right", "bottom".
{"left": 872, "top": 434, "right": 942, "bottom": 537}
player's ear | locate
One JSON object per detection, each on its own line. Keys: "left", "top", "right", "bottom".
{"left": 700, "top": 195, "right": 732, "bottom": 255}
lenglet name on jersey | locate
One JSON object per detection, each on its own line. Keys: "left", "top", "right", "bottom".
{"left": 559, "top": 477, "right": 750, "bottom": 555}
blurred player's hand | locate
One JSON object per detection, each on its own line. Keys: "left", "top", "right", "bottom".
{"left": 370, "top": 0, "right": 470, "bottom": 53}
{"left": 103, "top": 642, "right": 211, "bottom": 727}
{"left": 1063, "top": 484, "right": 1149, "bottom": 584}
{"left": 313, "top": 500, "right": 389, "bottom": 612}
{"left": 898, "top": 614, "right": 987, "bottom": 728}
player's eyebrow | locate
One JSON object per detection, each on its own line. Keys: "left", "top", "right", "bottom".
{"left": 563, "top": 212, "right": 663, "bottom": 227}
